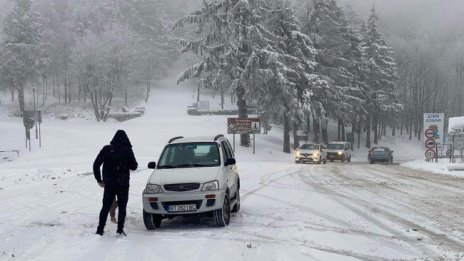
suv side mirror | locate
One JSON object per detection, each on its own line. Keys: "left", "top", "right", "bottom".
{"left": 225, "top": 158, "right": 236, "bottom": 166}
{"left": 148, "top": 162, "right": 157, "bottom": 169}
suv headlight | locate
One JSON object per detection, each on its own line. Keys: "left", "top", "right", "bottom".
{"left": 202, "top": 180, "right": 219, "bottom": 191}
{"left": 145, "top": 184, "right": 163, "bottom": 194}
{"left": 337, "top": 151, "right": 343, "bottom": 155}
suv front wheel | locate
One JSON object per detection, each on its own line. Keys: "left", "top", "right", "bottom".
{"left": 143, "top": 210, "right": 162, "bottom": 230}
{"left": 214, "top": 193, "right": 231, "bottom": 227}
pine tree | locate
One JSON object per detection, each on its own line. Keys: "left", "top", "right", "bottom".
{"left": 255, "top": 0, "right": 320, "bottom": 153}
{"left": 0, "top": 0, "right": 43, "bottom": 113}
{"left": 302, "top": 0, "right": 367, "bottom": 143}
{"left": 174, "top": 0, "right": 277, "bottom": 146}
{"left": 362, "top": 6, "right": 401, "bottom": 146}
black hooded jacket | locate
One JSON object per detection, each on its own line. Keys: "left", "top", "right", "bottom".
{"left": 93, "top": 130, "right": 138, "bottom": 187}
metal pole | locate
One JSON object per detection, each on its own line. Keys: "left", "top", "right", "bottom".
{"left": 233, "top": 134, "right": 235, "bottom": 151}
{"left": 253, "top": 134, "right": 255, "bottom": 154}
{"left": 39, "top": 123, "right": 41, "bottom": 148}
{"left": 33, "top": 88, "right": 38, "bottom": 139}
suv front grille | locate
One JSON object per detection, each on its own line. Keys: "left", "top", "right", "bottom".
{"left": 164, "top": 183, "right": 200, "bottom": 192}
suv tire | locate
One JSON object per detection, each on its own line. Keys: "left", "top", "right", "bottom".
{"left": 231, "top": 189, "right": 240, "bottom": 213}
{"left": 214, "top": 193, "right": 231, "bottom": 227}
{"left": 143, "top": 210, "right": 162, "bottom": 230}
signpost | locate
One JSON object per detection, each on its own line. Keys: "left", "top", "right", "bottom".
{"left": 423, "top": 113, "right": 444, "bottom": 162}
{"left": 23, "top": 110, "right": 43, "bottom": 151}
{"left": 23, "top": 111, "right": 35, "bottom": 151}
{"left": 227, "top": 118, "right": 261, "bottom": 154}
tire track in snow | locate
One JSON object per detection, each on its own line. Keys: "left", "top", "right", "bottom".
{"left": 298, "top": 164, "right": 464, "bottom": 258}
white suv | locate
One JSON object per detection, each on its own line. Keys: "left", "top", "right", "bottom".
{"left": 326, "top": 141, "right": 352, "bottom": 162}
{"left": 142, "top": 135, "right": 240, "bottom": 229}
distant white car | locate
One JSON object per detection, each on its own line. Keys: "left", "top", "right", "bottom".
{"left": 326, "top": 141, "right": 352, "bottom": 162}
{"left": 295, "top": 143, "right": 327, "bottom": 164}
{"left": 142, "top": 135, "right": 240, "bottom": 229}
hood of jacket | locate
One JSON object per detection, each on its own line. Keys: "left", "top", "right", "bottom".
{"left": 110, "top": 130, "right": 132, "bottom": 147}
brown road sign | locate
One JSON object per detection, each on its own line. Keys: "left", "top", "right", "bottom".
{"left": 227, "top": 118, "right": 261, "bottom": 134}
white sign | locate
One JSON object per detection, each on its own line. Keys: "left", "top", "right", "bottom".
{"left": 452, "top": 135, "right": 464, "bottom": 150}
{"left": 448, "top": 116, "right": 464, "bottom": 151}
{"left": 423, "top": 113, "right": 444, "bottom": 160}
{"left": 423, "top": 113, "right": 445, "bottom": 144}
{"left": 449, "top": 116, "right": 464, "bottom": 135}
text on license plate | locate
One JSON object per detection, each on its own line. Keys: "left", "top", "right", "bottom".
{"left": 169, "top": 204, "right": 197, "bottom": 212}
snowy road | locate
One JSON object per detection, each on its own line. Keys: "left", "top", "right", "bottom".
{"left": 2, "top": 160, "right": 464, "bottom": 260}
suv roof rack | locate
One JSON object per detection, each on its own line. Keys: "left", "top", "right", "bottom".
{"left": 214, "top": 134, "right": 224, "bottom": 141}
{"left": 168, "top": 136, "right": 184, "bottom": 144}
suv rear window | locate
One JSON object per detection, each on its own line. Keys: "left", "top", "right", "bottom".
{"left": 158, "top": 142, "right": 221, "bottom": 169}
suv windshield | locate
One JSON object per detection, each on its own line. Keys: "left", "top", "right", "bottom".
{"left": 300, "top": 144, "right": 319, "bottom": 150}
{"left": 157, "top": 142, "right": 220, "bottom": 169}
{"left": 327, "top": 144, "right": 344, "bottom": 150}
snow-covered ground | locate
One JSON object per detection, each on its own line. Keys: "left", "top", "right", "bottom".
{"left": 1, "top": 79, "right": 464, "bottom": 260}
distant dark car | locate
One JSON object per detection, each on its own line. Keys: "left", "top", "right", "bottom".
{"left": 368, "top": 147, "right": 393, "bottom": 164}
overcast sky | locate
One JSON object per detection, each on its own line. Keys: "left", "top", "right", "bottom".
{"left": 341, "top": 0, "right": 463, "bottom": 38}
{"left": 339, "top": 0, "right": 464, "bottom": 59}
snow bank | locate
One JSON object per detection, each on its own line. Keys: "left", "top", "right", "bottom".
{"left": 402, "top": 159, "right": 464, "bottom": 177}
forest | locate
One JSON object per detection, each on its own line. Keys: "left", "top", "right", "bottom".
{"left": 0, "top": 0, "right": 463, "bottom": 153}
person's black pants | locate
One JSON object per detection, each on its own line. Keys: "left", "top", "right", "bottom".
{"left": 98, "top": 184, "right": 129, "bottom": 231}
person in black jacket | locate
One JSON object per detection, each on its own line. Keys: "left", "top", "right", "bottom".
{"left": 94, "top": 130, "right": 138, "bottom": 236}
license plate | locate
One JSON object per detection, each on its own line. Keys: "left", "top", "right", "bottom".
{"left": 168, "top": 204, "right": 197, "bottom": 212}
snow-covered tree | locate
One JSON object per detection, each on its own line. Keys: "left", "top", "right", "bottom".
{"left": 302, "top": 0, "right": 367, "bottom": 143}
{"left": 362, "top": 6, "right": 401, "bottom": 147}
{"left": 72, "top": 25, "right": 135, "bottom": 121}
{"left": 119, "top": 0, "right": 178, "bottom": 102}
{"left": 255, "top": 0, "right": 320, "bottom": 152}
{"left": 0, "top": 0, "right": 44, "bottom": 113}
{"left": 173, "top": 0, "right": 277, "bottom": 146}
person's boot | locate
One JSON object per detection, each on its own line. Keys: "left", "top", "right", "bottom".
{"left": 95, "top": 227, "right": 104, "bottom": 236}
{"left": 116, "top": 228, "right": 126, "bottom": 236}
